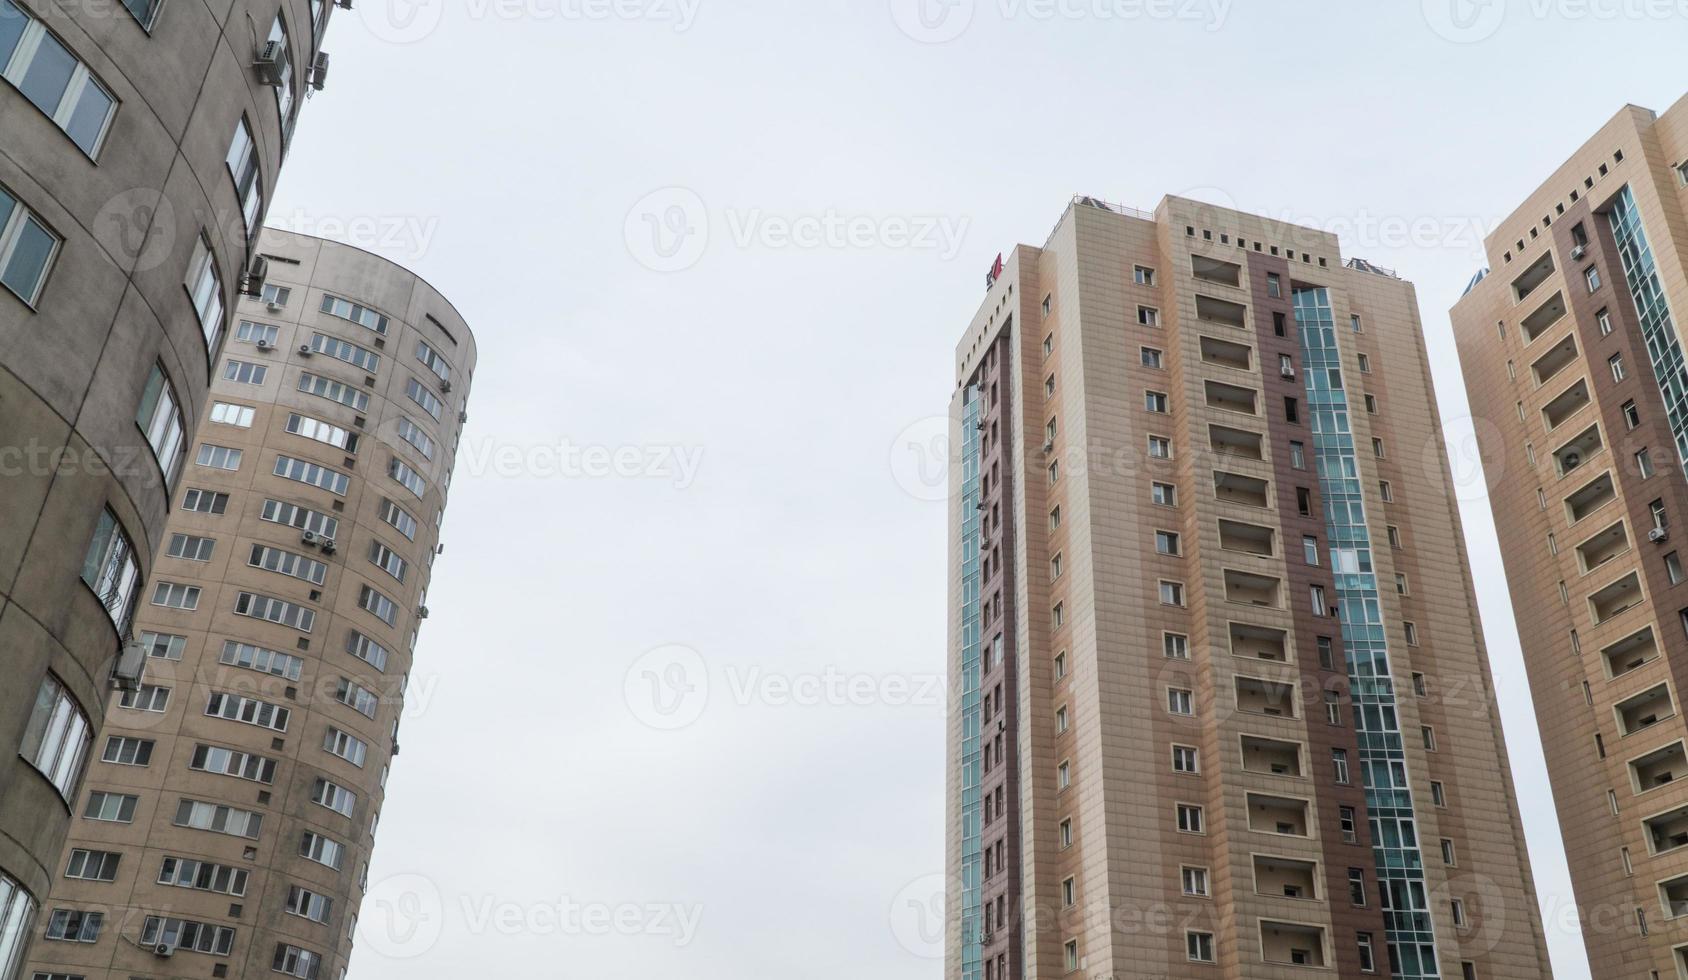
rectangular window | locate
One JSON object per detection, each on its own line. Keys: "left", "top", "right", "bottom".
{"left": 226, "top": 116, "right": 262, "bottom": 233}
{"left": 0, "top": 182, "right": 59, "bottom": 308}
{"left": 83, "top": 508, "right": 141, "bottom": 629}
{"left": 334, "top": 677, "right": 379, "bottom": 719}
{"left": 248, "top": 543, "right": 328, "bottom": 586}
{"left": 173, "top": 798, "right": 262, "bottom": 839}
{"left": 1145, "top": 390, "right": 1168, "bottom": 413}
{"left": 1140, "top": 347, "right": 1163, "bottom": 369}
{"left": 311, "top": 777, "right": 357, "bottom": 817}
{"left": 84, "top": 791, "right": 137, "bottom": 822}
{"left": 209, "top": 401, "right": 255, "bottom": 427}
{"left": 369, "top": 540, "right": 408, "bottom": 582}
{"left": 64, "top": 848, "right": 120, "bottom": 882}
{"left": 1176, "top": 803, "right": 1203, "bottom": 833}
{"left": 389, "top": 457, "right": 426, "bottom": 498}
{"left": 1134, "top": 265, "right": 1154, "bottom": 285}
{"left": 166, "top": 533, "right": 215, "bottom": 561}
{"left": 300, "top": 831, "right": 346, "bottom": 869}
{"left": 44, "top": 908, "right": 102, "bottom": 943}
{"left": 190, "top": 738, "right": 276, "bottom": 781}
{"left": 1181, "top": 866, "right": 1209, "bottom": 897}
{"left": 150, "top": 581, "right": 200, "bottom": 610}
{"left": 1152, "top": 482, "right": 1176, "bottom": 505}
{"left": 1138, "top": 306, "right": 1160, "bottom": 327}
{"left": 298, "top": 371, "right": 371, "bottom": 411}
{"left": 233, "top": 591, "right": 315, "bottom": 633}
{"left": 274, "top": 943, "right": 324, "bottom": 979}
{"left": 324, "top": 727, "right": 368, "bottom": 767}
{"left": 196, "top": 443, "right": 243, "bottom": 470}
{"left": 416, "top": 339, "right": 452, "bottom": 383}
{"left": 1358, "top": 933, "right": 1376, "bottom": 973}
{"left": 1290, "top": 441, "right": 1305, "bottom": 469}
{"left": 261, "top": 498, "right": 340, "bottom": 540}
{"left": 136, "top": 364, "right": 186, "bottom": 482}
{"left": 1159, "top": 580, "right": 1184, "bottom": 606}
{"left": 185, "top": 235, "right": 225, "bottom": 349}
{"left": 286, "top": 412, "right": 358, "bottom": 452}
{"left": 117, "top": 683, "right": 169, "bottom": 712}
{"left": 0, "top": 2, "right": 117, "bottom": 156}
{"left": 1172, "top": 745, "right": 1198, "bottom": 773}
{"left": 204, "top": 691, "right": 290, "bottom": 732}
{"left": 1611, "top": 353, "right": 1626, "bottom": 382}
{"left": 1586, "top": 266, "right": 1602, "bottom": 292}
{"left": 100, "top": 735, "right": 152, "bottom": 766}
{"left": 312, "top": 331, "right": 381, "bottom": 371}
{"left": 274, "top": 454, "right": 350, "bottom": 495}
{"left": 1332, "top": 748, "right": 1350, "bottom": 783}
{"left": 358, "top": 584, "right": 399, "bottom": 627}
{"left": 1148, "top": 435, "right": 1171, "bottom": 459}
{"left": 406, "top": 376, "right": 444, "bottom": 419}
{"left": 140, "top": 915, "right": 236, "bottom": 956}
{"left": 1168, "top": 688, "right": 1193, "bottom": 715}
{"left": 1348, "top": 867, "right": 1367, "bottom": 906}
{"left": 1340, "top": 805, "right": 1358, "bottom": 843}
{"left": 1155, "top": 530, "right": 1180, "bottom": 555}
{"left": 396, "top": 416, "right": 435, "bottom": 458}
{"left": 285, "top": 884, "right": 334, "bottom": 924}
{"left": 219, "top": 639, "right": 304, "bottom": 681}
{"left": 379, "top": 498, "right": 418, "bottom": 540}
{"left": 1303, "top": 535, "right": 1319, "bottom": 565}
{"left": 157, "top": 857, "right": 248, "bottom": 896}
{"left": 236, "top": 319, "right": 279, "bottom": 345}
{"left": 1186, "top": 931, "right": 1215, "bottom": 963}
{"left": 1163, "top": 632, "right": 1189, "bottom": 660}
{"left": 182, "top": 488, "right": 230, "bottom": 514}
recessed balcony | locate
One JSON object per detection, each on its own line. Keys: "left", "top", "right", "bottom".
{"left": 1225, "top": 569, "right": 1281, "bottom": 608}
{"left": 1196, "top": 294, "right": 1248, "bottom": 329}
{"left": 1260, "top": 921, "right": 1328, "bottom": 968}
{"left": 1230, "top": 622, "right": 1288, "bottom": 663}
{"left": 1604, "top": 628, "right": 1660, "bottom": 680}
{"left": 1553, "top": 424, "right": 1604, "bottom": 477}
{"left": 1521, "top": 290, "right": 1569, "bottom": 343}
{"left": 1575, "top": 520, "right": 1631, "bottom": 574}
{"left": 1191, "top": 254, "right": 1242, "bottom": 287}
{"left": 1588, "top": 571, "right": 1643, "bottom": 627}
{"left": 1541, "top": 378, "right": 1591, "bottom": 432}
{"left": 1531, "top": 333, "right": 1580, "bottom": 387}
{"left": 1645, "top": 803, "right": 1688, "bottom": 855}
{"left": 1511, "top": 250, "right": 1556, "bottom": 304}
{"left": 1241, "top": 735, "right": 1303, "bottom": 777}
{"left": 1236, "top": 676, "right": 1297, "bottom": 718}
{"left": 1254, "top": 855, "right": 1318, "bottom": 900}
{"left": 1205, "top": 380, "right": 1258, "bottom": 416}
{"left": 1246, "top": 793, "right": 1310, "bottom": 837}
{"left": 1616, "top": 683, "right": 1674, "bottom": 737}
{"left": 1565, "top": 472, "right": 1616, "bottom": 525}
{"left": 1659, "top": 874, "right": 1688, "bottom": 918}
{"left": 1219, "top": 520, "right": 1275, "bottom": 558}
{"left": 1200, "top": 335, "right": 1252, "bottom": 370}
{"left": 1631, "top": 741, "right": 1688, "bottom": 795}
{"left": 1215, "top": 471, "right": 1270, "bottom": 509}
{"left": 1210, "top": 425, "right": 1264, "bottom": 461}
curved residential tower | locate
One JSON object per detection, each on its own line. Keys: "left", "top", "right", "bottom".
{"left": 22, "top": 229, "right": 475, "bottom": 980}
{"left": 0, "top": 2, "right": 332, "bottom": 974}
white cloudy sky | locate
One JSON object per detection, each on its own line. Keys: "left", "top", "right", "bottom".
{"left": 265, "top": 3, "right": 1687, "bottom": 977}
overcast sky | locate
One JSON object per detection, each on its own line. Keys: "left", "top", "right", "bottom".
{"left": 264, "top": 3, "right": 1688, "bottom": 977}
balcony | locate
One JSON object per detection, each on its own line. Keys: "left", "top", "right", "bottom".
{"left": 1616, "top": 683, "right": 1674, "bottom": 737}
{"left": 1541, "top": 378, "right": 1591, "bottom": 432}
{"left": 1588, "top": 571, "right": 1643, "bottom": 627}
{"left": 1200, "top": 335, "right": 1252, "bottom": 370}
{"left": 1645, "top": 803, "right": 1688, "bottom": 855}
{"left": 1659, "top": 874, "right": 1688, "bottom": 918}
{"left": 1205, "top": 380, "right": 1258, "bottom": 416}
{"left": 1604, "top": 628, "right": 1661, "bottom": 680}
{"left": 1219, "top": 520, "right": 1275, "bottom": 558}
{"left": 1230, "top": 623, "right": 1288, "bottom": 663}
{"left": 1254, "top": 855, "right": 1318, "bottom": 900}
{"left": 1215, "top": 471, "right": 1270, "bottom": 509}
{"left": 1520, "top": 290, "right": 1569, "bottom": 343}
{"left": 1225, "top": 569, "right": 1281, "bottom": 608}
{"left": 1196, "top": 294, "right": 1248, "bottom": 329}
{"left": 1565, "top": 472, "right": 1616, "bottom": 525}
{"left": 1553, "top": 424, "right": 1604, "bottom": 477}
{"left": 1241, "top": 734, "right": 1303, "bottom": 777}
{"left": 1511, "top": 250, "right": 1556, "bottom": 304}
{"left": 1531, "top": 333, "right": 1580, "bottom": 387}
{"left": 1260, "top": 921, "right": 1328, "bottom": 968}
{"left": 1631, "top": 741, "right": 1688, "bottom": 794}
{"left": 1191, "top": 254, "right": 1242, "bottom": 287}
{"left": 1575, "top": 520, "right": 1631, "bottom": 574}
{"left": 1247, "top": 793, "right": 1310, "bottom": 837}
{"left": 1210, "top": 425, "right": 1264, "bottom": 461}
{"left": 1236, "top": 676, "right": 1298, "bottom": 718}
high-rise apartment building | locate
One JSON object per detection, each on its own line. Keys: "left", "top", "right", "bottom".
{"left": 17, "top": 228, "right": 475, "bottom": 980}
{"left": 947, "top": 196, "right": 1553, "bottom": 980}
{"left": 0, "top": 3, "right": 332, "bottom": 975}
{"left": 1452, "top": 97, "right": 1688, "bottom": 977}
